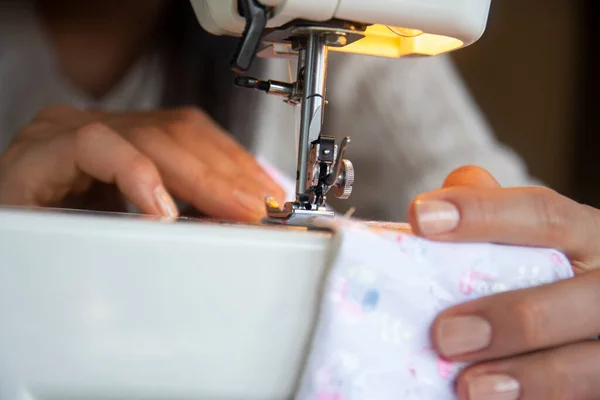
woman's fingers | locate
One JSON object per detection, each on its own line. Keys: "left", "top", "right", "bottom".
{"left": 121, "top": 124, "right": 270, "bottom": 222}
{"left": 75, "top": 123, "right": 178, "bottom": 218}
{"left": 431, "top": 269, "right": 600, "bottom": 363}
{"left": 442, "top": 165, "right": 501, "bottom": 189}
{"left": 405, "top": 165, "right": 500, "bottom": 245}
{"left": 164, "top": 107, "right": 286, "bottom": 202}
{"left": 421, "top": 166, "right": 600, "bottom": 399}
{"left": 2, "top": 105, "right": 285, "bottom": 221}
{"left": 408, "top": 185, "right": 600, "bottom": 271}
{"left": 0, "top": 122, "right": 178, "bottom": 218}
{"left": 456, "top": 341, "right": 600, "bottom": 400}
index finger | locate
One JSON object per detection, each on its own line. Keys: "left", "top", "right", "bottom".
{"left": 431, "top": 270, "right": 600, "bottom": 363}
{"left": 165, "top": 108, "right": 285, "bottom": 199}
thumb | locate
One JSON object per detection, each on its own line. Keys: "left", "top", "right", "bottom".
{"left": 442, "top": 165, "right": 501, "bottom": 189}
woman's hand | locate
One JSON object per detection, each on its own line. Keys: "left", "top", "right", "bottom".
{"left": 0, "top": 105, "right": 285, "bottom": 221}
{"left": 409, "top": 166, "right": 600, "bottom": 400}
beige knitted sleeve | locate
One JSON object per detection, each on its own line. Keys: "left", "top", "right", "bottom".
{"left": 324, "top": 53, "right": 538, "bottom": 221}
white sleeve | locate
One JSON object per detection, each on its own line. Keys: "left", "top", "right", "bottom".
{"left": 325, "top": 53, "right": 539, "bottom": 221}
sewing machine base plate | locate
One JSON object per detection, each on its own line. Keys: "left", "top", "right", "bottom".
{"left": 0, "top": 207, "right": 334, "bottom": 400}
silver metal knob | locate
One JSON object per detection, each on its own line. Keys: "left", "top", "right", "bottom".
{"left": 334, "top": 159, "right": 354, "bottom": 199}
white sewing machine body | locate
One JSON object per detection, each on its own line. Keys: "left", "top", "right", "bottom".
{"left": 193, "top": 0, "right": 492, "bottom": 57}
{"left": 0, "top": 208, "right": 335, "bottom": 400}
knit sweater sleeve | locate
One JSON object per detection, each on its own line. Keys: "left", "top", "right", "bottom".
{"left": 324, "top": 53, "right": 539, "bottom": 221}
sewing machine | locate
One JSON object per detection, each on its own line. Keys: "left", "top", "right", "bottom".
{"left": 195, "top": 0, "right": 492, "bottom": 225}
{"left": 0, "top": 1, "right": 491, "bottom": 399}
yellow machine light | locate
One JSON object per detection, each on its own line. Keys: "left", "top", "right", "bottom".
{"left": 330, "top": 24, "right": 464, "bottom": 57}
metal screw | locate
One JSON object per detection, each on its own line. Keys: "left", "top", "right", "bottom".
{"left": 326, "top": 33, "right": 348, "bottom": 47}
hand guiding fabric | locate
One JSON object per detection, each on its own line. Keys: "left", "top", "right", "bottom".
{"left": 410, "top": 166, "right": 600, "bottom": 400}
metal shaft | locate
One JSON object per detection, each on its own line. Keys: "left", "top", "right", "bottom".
{"left": 296, "top": 33, "right": 329, "bottom": 198}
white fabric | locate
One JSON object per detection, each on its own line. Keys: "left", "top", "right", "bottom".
{"left": 295, "top": 219, "right": 573, "bottom": 400}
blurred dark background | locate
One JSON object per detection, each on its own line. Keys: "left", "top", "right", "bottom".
{"left": 452, "top": 0, "right": 596, "bottom": 203}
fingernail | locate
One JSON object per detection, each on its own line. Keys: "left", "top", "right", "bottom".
{"left": 467, "top": 375, "right": 520, "bottom": 400}
{"left": 266, "top": 183, "right": 287, "bottom": 202}
{"left": 414, "top": 200, "right": 460, "bottom": 235}
{"left": 153, "top": 185, "right": 178, "bottom": 218}
{"left": 436, "top": 316, "right": 492, "bottom": 357}
{"left": 234, "top": 190, "right": 266, "bottom": 215}
{"left": 263, "top": 190, "right": 286, "bottom": 206}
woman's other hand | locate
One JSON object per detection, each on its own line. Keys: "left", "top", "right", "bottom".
{"left": 409, "top": 166, "right": 600, "bottom": 400}
{"left": 0, "top": 105, "right": 285, "bottom": 221}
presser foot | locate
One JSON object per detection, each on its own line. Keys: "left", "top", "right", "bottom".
{"left": 263, "top": 198, "right": 334, "bottom": 227}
